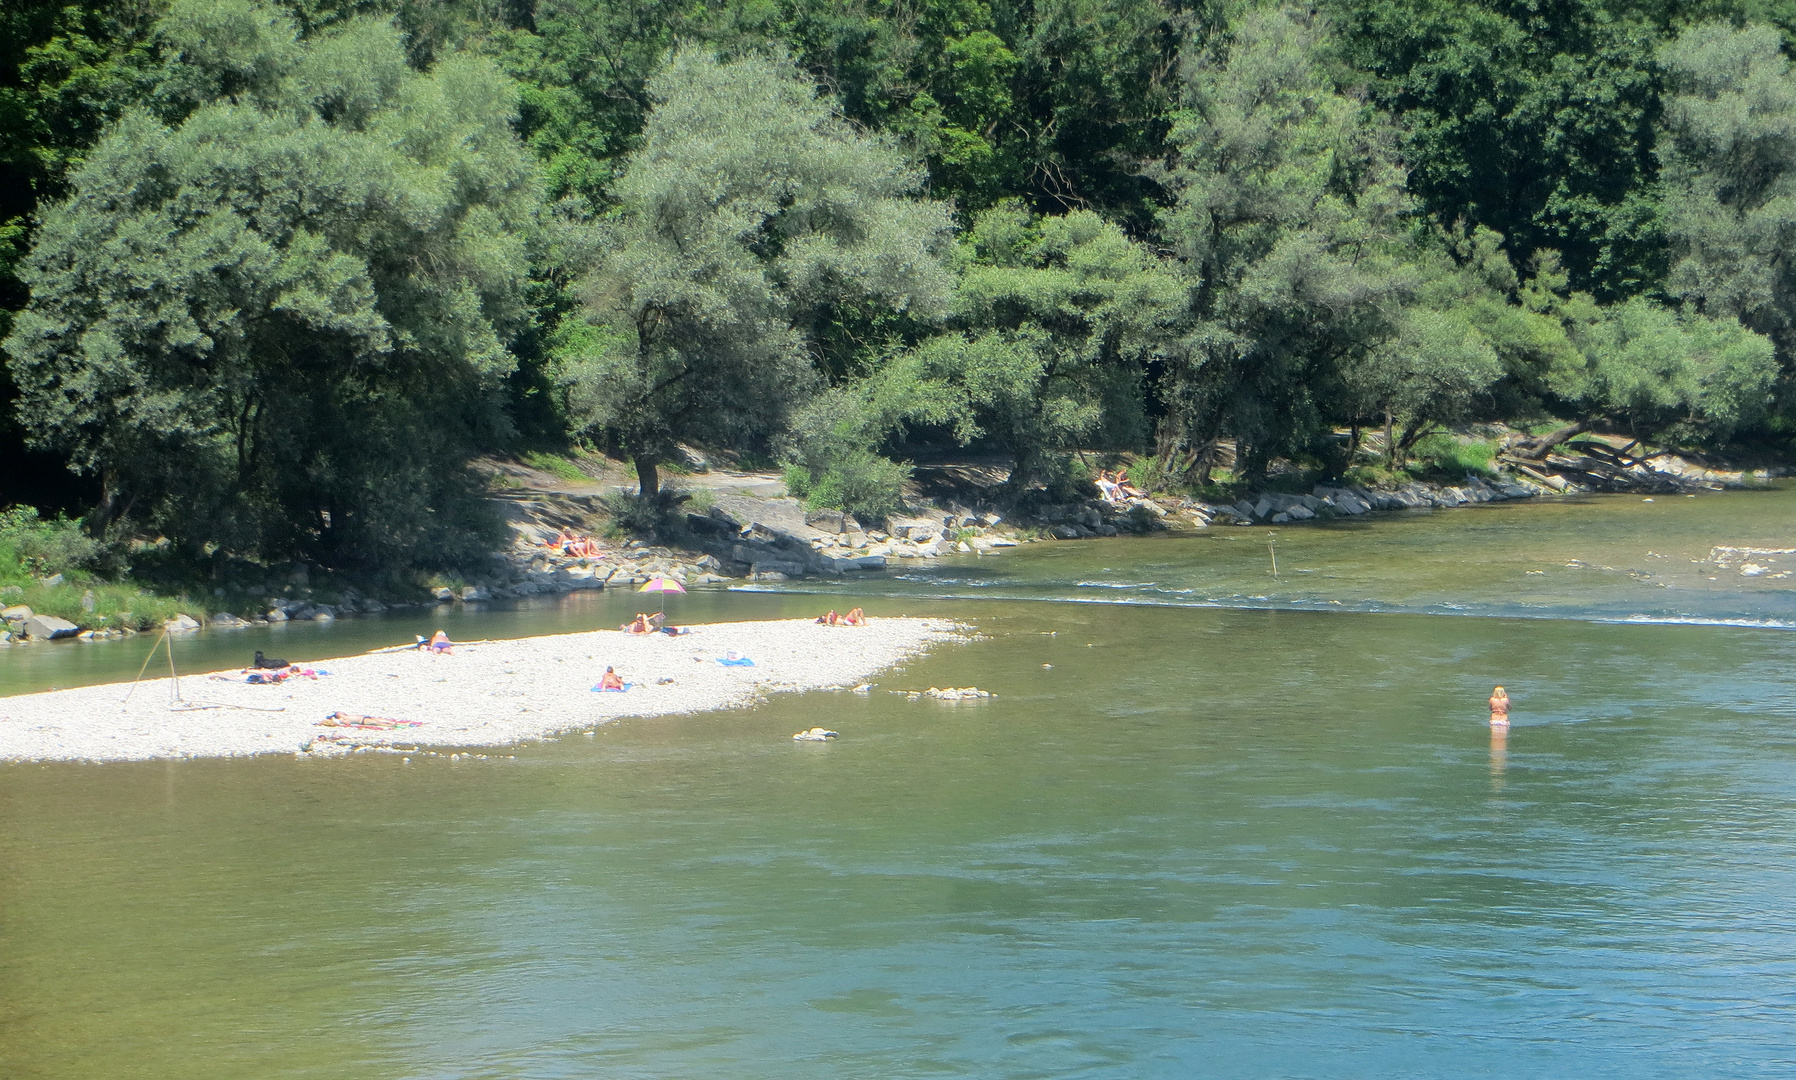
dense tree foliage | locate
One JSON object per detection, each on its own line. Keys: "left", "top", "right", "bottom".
{"left": 555, "top": 49, "right": 954, "bottom": 501}
{"left": 5, "top": 0, "right": 1796, "bottom": 570}
{"left": 4, "top": 0, "right": 537, "bottom": 568}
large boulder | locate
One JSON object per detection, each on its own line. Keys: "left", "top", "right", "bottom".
{"left": 23, "top": 614, "right": 78, "bottom": 640}
{"left": 165, "top": 613, "right": 201, "bottom": 631}
{"left": 2, "top": 605, "right": 33, "bottom": 623}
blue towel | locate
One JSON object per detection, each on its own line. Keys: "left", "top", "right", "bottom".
{"left": 591, "top": 682, "right": 635, "bottom": 692}
{"left": 716, "top": 657, "right": 755, "bottom": 667}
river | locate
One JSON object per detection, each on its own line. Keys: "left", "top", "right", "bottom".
{"left": 2, "top": 488, "right": 1793, "bottom": 1077}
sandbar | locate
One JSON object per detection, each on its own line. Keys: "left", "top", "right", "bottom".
{"left": 0, "top": 617, "right": 961, "bottom": 763}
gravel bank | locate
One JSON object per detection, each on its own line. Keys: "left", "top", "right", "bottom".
{"left": 0, "top": 617, "right": 961, "bottom": 763}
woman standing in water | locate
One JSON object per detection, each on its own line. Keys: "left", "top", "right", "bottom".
{"left": 1489, "top": 686, "right": 1511, "bottom": 727}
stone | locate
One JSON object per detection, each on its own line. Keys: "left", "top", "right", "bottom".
{"left": 265, "top": 608, "right": 288, "bottom": 622}
{"left": 989, "top": 537, "right": 1019, "bottom": 547}
{"left": 38, "top": 573, "right": 64, "bottom": 587}
{"left": 210, "top": 613, "right": 248, "bottom": 628}
{"left": 432, "top": 586, "right": 456, "bottom": 601}
{"left": 21, "top": 614, "right": 77, "bottom": 640}
{"left": 460, "top": 585, "right": 491, "bottom": 602}
{"left": 804, "top": 507, "right": 848, "bottom": 533}
{"left": 1050, "top": 524, "right": 1082, "bottom": 540}
{"left": 165, "top": 613, "right": 201, "bottom": 631}
{"left": 2, "top": 605, "right": 33, "bottom": 623}
{"left": 1284, "top": 504, "right": 1316, "bottom": 521}
{"left": 310, "top": 610, "right": 335, "bottom": 622}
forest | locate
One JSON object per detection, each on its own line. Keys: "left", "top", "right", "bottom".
{"left": 6, "top": 0, "right": 1796, "bottom": 578}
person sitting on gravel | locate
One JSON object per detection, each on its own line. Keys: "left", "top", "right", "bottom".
{"left": 428, "top": 630, "right": 453, "bottom": 655}
{"left": 1096, "top": 471, "right": 1121, "bottom": 503}
{"left": 598, "top": 666, "right": 625, "bottom": 691}
{"left": 842, "top": 608, "right": 868, "bottom": 626}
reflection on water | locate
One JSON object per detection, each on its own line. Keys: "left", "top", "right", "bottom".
{"left": 1489, "top": 724, "right": 1508, "bottom": 791}
{"left": 5, "top": 486, "right": 1796, "bottom": 1077}
{"left": 5, "top": 600, "right": 1796, "bottom": 1078}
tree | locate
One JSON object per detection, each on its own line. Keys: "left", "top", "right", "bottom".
{"left": 871, "top": 203, "right": 1182, "bottom": 500}
{"left": 557, "top": 48, "right": 955, "bottom": 502}
{"left": 1558, "top": 297, "right": 1778, "bottom": 445}
{"left": 1331, "top": 0, "right": 1664, "bottom": 299}
{"left": 1659, "top": 21, "right": 1796, "bottom": 365}
{"left": 4, "top": 0, "right": 538, "bottom": 570}
{"left": 1159, "top": 3, "right": 1417, "bottom": 483}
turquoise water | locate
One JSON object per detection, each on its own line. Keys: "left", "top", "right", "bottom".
{"left": 3, "top": 489, "right": 1795, "bottom": 1077}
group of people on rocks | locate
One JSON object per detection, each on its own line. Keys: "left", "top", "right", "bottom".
{"left": 1095, "top": 469, "right": 1144, "bottom": 505}
{"left": 547, "top": 529, "right": 599, "bottom": 557}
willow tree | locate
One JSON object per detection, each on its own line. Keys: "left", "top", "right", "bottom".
{"left": 1659, "top": 22, "right": 1796, "bottom": 364}
{"left": 3, "top": 0, "right": 538, "bottom": 569}
{"left": 559, "top": 48, "right": 954, "bottom": 501}
{"left": 1160, "top": 4, "right": 1417, "bottom": 483}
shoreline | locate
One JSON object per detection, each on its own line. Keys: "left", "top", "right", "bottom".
{"left": 0, "top": 617, "right": 962, "bottom": 763}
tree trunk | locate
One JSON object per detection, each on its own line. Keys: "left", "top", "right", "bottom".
{"left": 634, "top": 456, "right": 660, "bottom": 500}
{"left": 1511, "top": 419, "right": 1591, "bottom": 460}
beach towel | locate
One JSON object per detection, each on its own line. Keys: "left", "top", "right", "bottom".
{"left": 591, "top": 683, "right": 635, "bottom": 692}
{"left": 716, "top": 657, "right": 755, "bottom": 667}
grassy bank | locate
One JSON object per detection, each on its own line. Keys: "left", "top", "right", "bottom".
{"left": 0, "top": 508, "right": 197, "bottom": 634}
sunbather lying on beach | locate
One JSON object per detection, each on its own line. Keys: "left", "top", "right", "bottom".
{"left": 843, "top": 607, "right": 867, "bottom": 626}
{"left": 428, "top": 630, "right": 453, "bottom": 654}
{"left": 623, "top": 613, "right": 654, "bottom": 634}
{"left": 815, "top": 609, "right": 840, "bottom": 625}
{"left": 318, "top": 712, "right": 423, "bottom": 729}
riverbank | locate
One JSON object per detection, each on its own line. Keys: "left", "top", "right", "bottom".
{"left": 0, "top": 617, "right": 961, "bottom": 762}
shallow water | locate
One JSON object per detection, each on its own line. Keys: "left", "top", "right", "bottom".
{"left": 3, "top": 489, "right": 1795, "bottom": 1077}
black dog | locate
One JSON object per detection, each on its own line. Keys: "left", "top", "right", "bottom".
{"left": 253, "top": 650, "right": 289, "bottom": 669}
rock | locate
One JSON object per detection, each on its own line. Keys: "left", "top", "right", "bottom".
{"left": 210, "top": 613, "right": 248, "bottom": 628}
{"left": 38, "top": 573, "right": 64, "bottom": 587}
{"left": 165, "top": 613, "right": 201, "bottom": 631}
{"left": 750, "top": 570, "right": 790, "bottom": 581}
{"left": 989, "top": 537, "right": 1019, "bottom": 547}
{"left": 460, "top": 585, "right": 491, "bottom": 602}
{"left": 20, "top": 614, "right": 77, "bottom": 640}
{"left": 805, "top": 508, "right": 849, "bottom": 533}
{"left": 432, "top": 586, "right": 456, "bottom": 601}
{"left": 265, "top": 607, "right": 288, "bottom": 622}
{"left": 0, "top": 585, "right": 21, "bottom": 599}
{"left": 1284, "top": 504, "right": 1316, "bottom": 521}
{"left": 1050, "top": 524, "right": 1082, "bottom": 540}
{"left": 1270, "top": 511, "right": 1292, "bottom": 523}
{"left": 310, "top": 610, "right": 335, "bottom": 622}
{"left": 1742, "top": 563, "right": 1767, "bottom": 576}
{"left": 2, "top": 605, "right": 33, "bottom": 623}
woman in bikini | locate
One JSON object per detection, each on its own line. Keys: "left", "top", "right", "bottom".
{"left": 1489, "top": 686, "right": 1511, "bottom": 727}
{"left": 599, "top": 666, "right": 625, "bottom": 691}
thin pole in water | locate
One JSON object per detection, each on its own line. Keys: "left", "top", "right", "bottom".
{"left": 1268, "top": 540, "right": 1279, "bottom": 578}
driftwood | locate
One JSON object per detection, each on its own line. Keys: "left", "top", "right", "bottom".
{"left": 1508, "top": 420, "right": 1591, "bottom": 460}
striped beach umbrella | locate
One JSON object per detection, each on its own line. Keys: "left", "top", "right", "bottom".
{"left": 638, "top": 575, "right": 686, "bottom": 614}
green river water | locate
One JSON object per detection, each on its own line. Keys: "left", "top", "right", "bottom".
{"left": 3, "top": 488, "right": 1795, "bottom": 1077}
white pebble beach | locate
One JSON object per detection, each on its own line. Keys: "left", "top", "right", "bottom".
{"left": 0, "top": 617, "right": 962, "bottom": 763}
